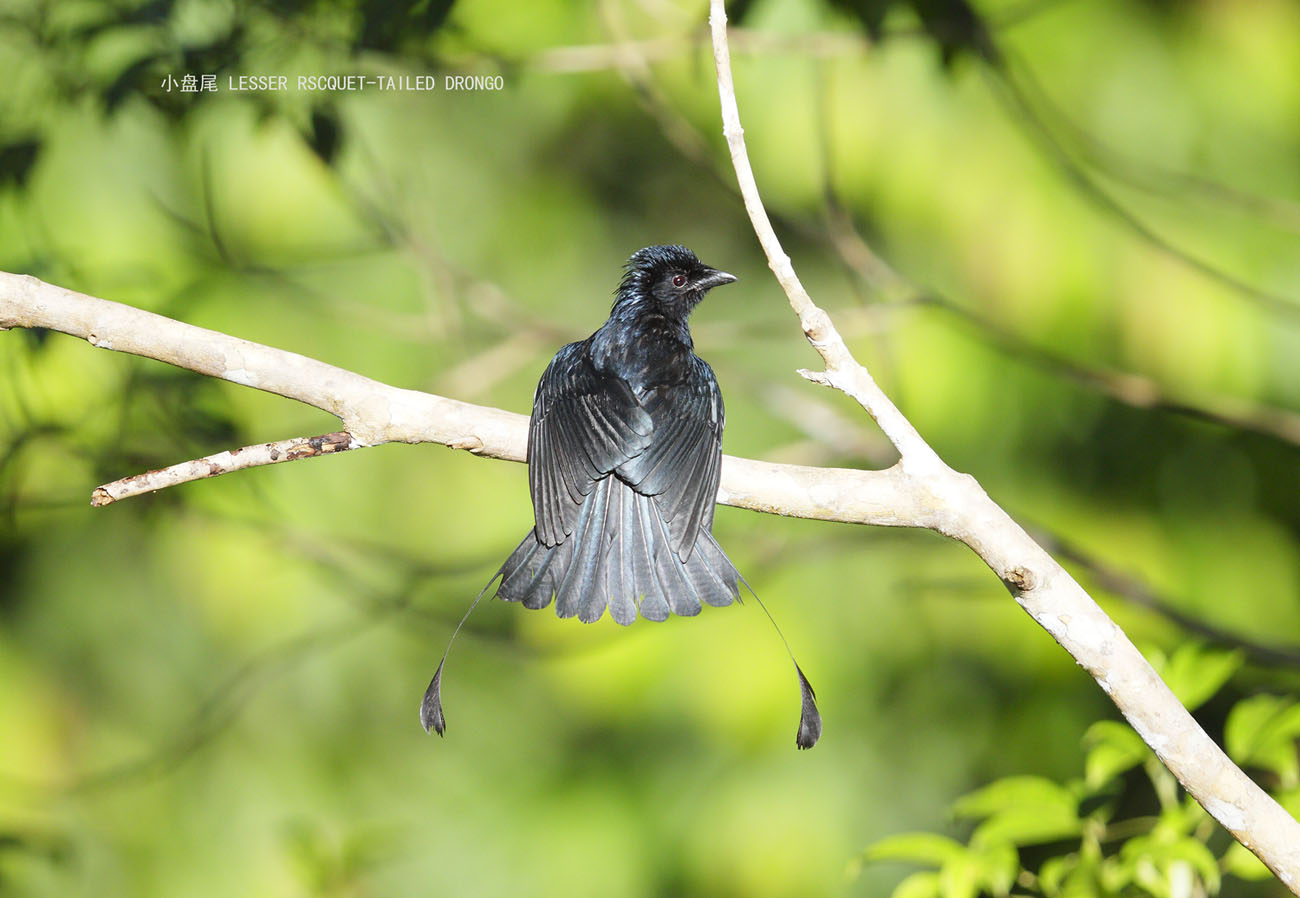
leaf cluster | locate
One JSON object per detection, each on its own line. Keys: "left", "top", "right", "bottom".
{"left": 857, "top": 646, "right": 1300, "bottom": 897}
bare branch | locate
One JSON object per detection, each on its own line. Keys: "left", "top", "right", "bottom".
{"left": 604, "top": 13, "right": 1300, "bottom": 450}
{"left": 908, "top": 290, "right": 1300, "bottom": 447}
{"left": 0, "top": 271, "right": 528, "bottom": 457}
{"left": 524, "top": 27, "right": 868, "bottom": 74}
{"left": 91, "top": 432, "right": 358, "bottom": 506}
{"left": 706, "top": 1, "right": 1300, "bottom": 888}
{"left": 707, "top": 18, "right": 943, "bottom": 475}
{"left": 0, "top": 271, "right": 926, "bottom": 528}
{"left": 986, "top": 65, "right": 1300, "bottom": 325}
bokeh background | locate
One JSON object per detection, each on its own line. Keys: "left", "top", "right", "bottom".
{"left": 2, "top": 0, "right": 1299, "bottom": 895}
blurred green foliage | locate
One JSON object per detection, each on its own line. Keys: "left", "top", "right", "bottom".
{"left": 1, "top": 0, "right": 1299, "bottom": 895}
{"left": 859, "top": 645, "right": 1300, "bottom": 897}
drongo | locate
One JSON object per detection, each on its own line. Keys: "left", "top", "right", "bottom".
{"left": 421, "top": 245, "right": 821, "bottom": 749}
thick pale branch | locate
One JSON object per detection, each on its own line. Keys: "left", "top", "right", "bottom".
{"left": 0, "top": 271, "right": 926, "bottom": 527}
{"left": 706, "top": 2, "right": 1300, "bottom": 888}
{"left": 0, "top": 272, "right": 527, "bottom": 455}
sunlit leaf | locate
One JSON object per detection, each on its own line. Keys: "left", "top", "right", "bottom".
{"left": 1225, "top": 694, "right": 1300, "bottom": 787}
{"left": 1038, "top": 854, "right": 1074, "bottom": 896}
{"left": 937, "top": 853, "right": 981, "bottom": 898}
{"left": 892, "top": 871, "right": 942, "bottom": 898}
{"left": 1098, "top": 855, "right": 1133, "bottom": 895}
{"left": 955, "top": 776, "right": 1081, "bottom": 847}
{"left": 970, "top": 838, "right": 1018, "bottom": 897}
{"left": 972, "top": 809, "right": 1081, "bottom": 848}
{"left": 952, "top": 775, "right": 1078, "bottom": 820}
{"left": 1084, "top": 721, "right": 1150, "bottom": 789}
{"left": 864, "top": 833, "right": 968, "bottom": 868}
{"left": 1159, "top": 644, "right": 1243, "bottom": 711}
{"left": 1165, "top": 837, "right": 1221, "bottom": 892}
{"left": 1120, "top": 833, "right": 1221, "bottom": 897}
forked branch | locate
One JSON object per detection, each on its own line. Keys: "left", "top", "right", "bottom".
{"left": 706, "top": 0, "right": 1300, "bottom": 888}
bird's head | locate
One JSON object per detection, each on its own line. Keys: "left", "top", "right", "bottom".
{"left": 614, "top": 245, "right": 737, "bottom": 320}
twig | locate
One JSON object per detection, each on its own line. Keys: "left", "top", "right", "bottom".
{"left": 985, "top": 64, "right": 1300, "bottom": 326}
{"left": 525, "top": 28, "right": 868, "bottom": 74}
{"left": 90, "top": 432, "right": 358, "bottom": 506}
{"left": 706, "top": 0, "right": 1300, "bottom": 889}
{"left": 910, "top": 291, "right": 1300, "bottom": 447}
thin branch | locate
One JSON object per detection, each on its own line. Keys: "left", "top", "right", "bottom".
{"left": 91, "top": 432, "right": 358, "bottom": 506}
{"left": 707, "top": 13, "right": 943, "bottom": 477}
{"left": 985, "top": 63, "right": 1300, "bottom": 326}
{"left": 601, "top": 13, "right": 1300, "bottom": 450}
{"left": 524, "top": 27, "right": 868, "bottom": 74}
{"left": 909, "top": 291, "right": 1300, "bottom": 447}
{"left": 706, "top": 1, "right": 1300, "bottom": 889}
{"left": 819, "top": 114, "right": 1300, "bottom": 449}
{"left": 0, "top": 271, "right": 528, "bottom": 454}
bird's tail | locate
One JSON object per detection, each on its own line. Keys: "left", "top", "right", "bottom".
{"left": 422, "top": 476, "right": 821, "bottom": 749}
{"left": 495, "top": 476, "right": 739, "bottom": 625}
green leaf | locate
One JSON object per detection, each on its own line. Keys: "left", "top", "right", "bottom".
{"left": 1097, "top": 856, "right": 1133, "bottom": 895}
{"left": 1130, "top": 857, "right": 1176, "bottom": 898}
{"left": 866, "top": 839, "right": 1012, "bottom": 898}
{"left": 970, "top": 839, "right": 1019, "bottom": 897}
{"left": 972, "top": 810, "right": 1081, "bottom": 849}
{"left": 1165, "top": 837, "right": 1221, "bottom": 892}
{"left": 865, "top": 833, "right": 968, "bottom": 868}
{"left": 1120, "top": 833, "right": 1221, "bottom": 897}
{"left": 1225, "top": 694, "right": 1300, "bottom": 787}
{"left": 1040, "top": 852, "right": 1126, "bottom": 898}
{"left": 892, "top": 871, "right": 942, "bottom": 898}
{"left": 1226, "top": 694, "right": 1288, "bottom": 758}
{"left": 1084, "top": 721, "right": 1150, "bottom": 789}
{"left": 1160, "top": 644, "right": 1243, "bottom": 711}
{"left": 937, "top": 853, "right": 981, "bottom": 898}
{"left": 953, "top": 776, "right": 1078, "bottom": 820}
{"left": 1038, "top": 854, "right": 1074, "bottom": 896}
{"left": 953, "top": 776, "right": 1082, "bottom": 848}
{"left": 1171, "top": 795, "right": 1208, "bottom": 835}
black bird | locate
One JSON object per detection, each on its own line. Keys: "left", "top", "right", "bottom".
{"left": 421, "top": 245, "right": 821, "bottom": 749}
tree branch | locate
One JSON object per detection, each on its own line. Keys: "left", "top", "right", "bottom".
{"left": 706, "top": 1, "right": 1300, "bottom": 889}
{"left": 0, "top": 271, "right": 923, "bottom": 526}
{"left": 90, "top": 432, "right": 358, "bottom": 506}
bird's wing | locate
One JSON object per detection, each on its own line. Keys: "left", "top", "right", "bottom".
{"left": 616, "top": 356, "right": 725, "bottom": 559}
{"left": 529, "top": 341, "right": 654, "bottom": 547}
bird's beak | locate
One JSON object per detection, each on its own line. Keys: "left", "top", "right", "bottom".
{"left": 695, "top": 269, "right": 738, "bottom": 291}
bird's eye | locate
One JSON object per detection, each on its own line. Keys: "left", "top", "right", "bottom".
{"left": 671, "top": 274, "right": 687, "bottom": 288}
